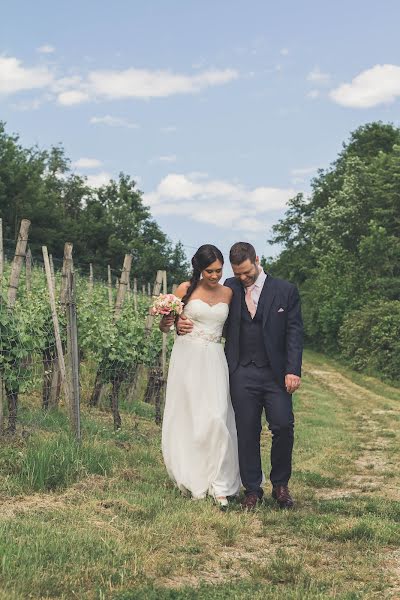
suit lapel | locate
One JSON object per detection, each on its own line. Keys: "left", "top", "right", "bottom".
{"left": 231, "top": 279, "right": 242, "bottom": 323}
{"left": 261, "top": 275, "right": 276, "bottom": 327}
{"left": 229, "top": 274, "right": 275, "bottom": 325}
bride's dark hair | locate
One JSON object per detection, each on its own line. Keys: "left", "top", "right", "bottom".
{"left": 181, "top": 244, "right": 224, "bottom": 305}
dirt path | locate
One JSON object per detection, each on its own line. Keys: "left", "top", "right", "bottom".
{"left": 304, "top": 362, "right": 399, "bottom": 501}
{"left": 305, "top": 362, "right": 400, "bottom": 598}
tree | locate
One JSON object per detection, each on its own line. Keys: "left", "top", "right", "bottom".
{"left": 269, "top": 121, "right": 400, "bottom": 362}
{"left": 0, "top": 122, "right": 189, "bottom": 285}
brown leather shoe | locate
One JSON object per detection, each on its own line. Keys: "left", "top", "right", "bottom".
{"left": 272, "top": 485, "right": 294, "bottom": 509}
{"left": 241, "top": 492, "right": 261, "bottom": 511}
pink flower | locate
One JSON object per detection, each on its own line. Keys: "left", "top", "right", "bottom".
{"left": 150, "top": 293, "right": 184, "bottom": 317}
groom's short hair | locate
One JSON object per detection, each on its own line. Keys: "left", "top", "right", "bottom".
{"left": 229, "top": 242, "right": 256, "bottom": 265}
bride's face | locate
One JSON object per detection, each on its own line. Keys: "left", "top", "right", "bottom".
{"left": 201, "top": 259, "right": 223, "bottom": 287}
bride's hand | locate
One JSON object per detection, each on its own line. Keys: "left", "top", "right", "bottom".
{"left": 177, "top": 314, "right": 193, "bottom": 335}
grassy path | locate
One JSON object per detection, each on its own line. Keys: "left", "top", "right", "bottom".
{"left": 0, "top": 350, "right": 399, "bottom": 599}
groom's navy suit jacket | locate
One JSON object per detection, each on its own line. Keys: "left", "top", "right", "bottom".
{"left": 223, "top": 274, "right": 303, "bottom": 388}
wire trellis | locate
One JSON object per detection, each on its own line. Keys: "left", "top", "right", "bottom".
{"left": 0, "top": 225, "right": 173, "bottom": 436}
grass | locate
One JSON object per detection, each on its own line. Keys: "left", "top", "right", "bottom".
{"left": 0, "top": 349, "right": 399, "bottom": 599}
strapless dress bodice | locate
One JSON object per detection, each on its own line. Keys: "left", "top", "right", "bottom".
{"left": 180, "top": 298, "right": 229, "bottom": 344}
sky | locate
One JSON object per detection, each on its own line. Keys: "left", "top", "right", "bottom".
{"left": 1, "top": 0, "right": 400, "bottom": 275}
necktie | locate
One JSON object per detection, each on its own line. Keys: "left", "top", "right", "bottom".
{"left": 245, "top": 284, "right": 256, "bottom": 318}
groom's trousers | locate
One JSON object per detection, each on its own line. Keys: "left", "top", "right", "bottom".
{"left": 230, "top": 363, "right": 294, "bottom": 498}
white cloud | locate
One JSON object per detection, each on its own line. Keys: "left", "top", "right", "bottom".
{"left": 86, "top": 171, "right": 111, "bottom": 188}
{"left": 57, "top": 90, "right": 90, "bottom": 105}
{"left": 280, "top": 48, "right": 289, "bottom": 56}
{"left": 37, "top": 45, "right": 55, "bottom": 54}
{"left": 143, "top": 173, "right": 297, "bottom": 232}
{"left": 0, "top": 57, "right": 238, "bottom": 108}
{"left": 60, "top": 67, "right": 238, "bottom": 105}
{"left": 307, "top": 67, "right": 331, "bottom": 84}
{"left": 73, "top": 158, "right": 103, "bottom": 169}
{"left": 86, "top": 67, "right": 238, "bottom": 100}
{"left": 0, "top": 56, "right": 53, "bottom": 95}
{"left": 89, "top": 115, "right": 139, "bottom": 128}
{"left": 330, "top": 64, "right": 400, "bottom": 108}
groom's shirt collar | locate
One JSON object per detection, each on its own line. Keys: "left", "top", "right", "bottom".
{"left": 241, "top": 268, "right": 267, "bottom": 313}
{"left": 254, "top": 267, "right": 267, "bottom": 289}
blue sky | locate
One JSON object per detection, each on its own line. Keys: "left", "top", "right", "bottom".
{"left": 1, "top": 0, "right": 400, "bottom": 273}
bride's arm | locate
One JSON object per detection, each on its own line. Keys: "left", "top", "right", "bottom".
{"left": 159, "top": 282, "right": 190, "bottom": 333}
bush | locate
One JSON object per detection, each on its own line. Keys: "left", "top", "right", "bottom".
{"left": 339, "top": 300, "right": 400, "bottom": 379}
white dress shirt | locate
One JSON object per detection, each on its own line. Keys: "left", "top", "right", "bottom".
{"left": 250, "top": 268, "right": 267, "bottom": 312}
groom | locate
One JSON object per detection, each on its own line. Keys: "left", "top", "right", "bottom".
{"left": 179, "top": 242, "right": 303, "bottom": 510}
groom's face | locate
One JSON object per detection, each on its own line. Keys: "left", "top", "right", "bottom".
{"left": 231, "top": 258, "right": 260, "bottom": 288}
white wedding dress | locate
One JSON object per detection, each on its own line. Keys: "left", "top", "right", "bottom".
{"left": 162, "top": 299, "right": 241, "bottom": 499}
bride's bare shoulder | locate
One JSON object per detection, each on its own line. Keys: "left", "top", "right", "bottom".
{"left": 219, "top": 284, "right": 233, "bottom": 304}
{"left": 174, "top": 281, "right": 190, "bottom": 299}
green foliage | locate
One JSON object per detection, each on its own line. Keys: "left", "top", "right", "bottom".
{"left": 270, "top": 122, "right": 400, "bottom": 377}
{"left": 77, "top": 279, "right": 173, "bottom": 385}
{"left": 339, "top": 301, "right": 400, "bottom": 379}
{"left": 16, "top": 433, "right": 119, "bottom": 491}
{"left": 0, "top": 262, "right": 171, "bottom": 422}
{"left": 0, "top": 274, "right": 60, "bottom": 394}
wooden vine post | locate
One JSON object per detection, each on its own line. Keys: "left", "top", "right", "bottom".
{"left": 107, "top": 265, "right": 113, "bottom": 308}
{"left": 44, "top": 242, "right": 72, "bottom": 410}
{"left": 110, "top": 254, "right": 133, "bottom": 429}
{"left": 143, "top": 270, "right": 164, "bottom": 413}
{"left": 127, "top": 270, "right": 163, "bottom": 406}
{"left": 114, "top": 254, "right": 133, "bottom": 320}
{"left": 25, "top": 248, "right": 32, "bottom": 293}
{"left": 5, "top": 219, "right": 31, "bottom": 433}
{"left": 49, "top": 253, "right": 56, "bottom": 294}
{"left": 89, "top": 254, "right": 133, "bottom": 431}
{"left": 0, "top": 218, "right": 3, "bottom": 289}
{"left": 7, "top": 219, "right": 30, "bottom": 309}
{"left": 88, "top": 263, "right": 94, "bottom": 296}
{"left": 133, "top": 278, "right": 138, "bottom": 313}
{"left": 156, "top": 270, "right": 168, "bottom": 425}
{"left": 144, "top": 270, "right": 163, "bottom": 331}
{"left": 0, "top": 219, "right": 3, "bottom": 432}
{"left": 60, "top": 243, "right": 73, "bottom": 307}
{"left": 42, "top": 246, "right": 72, "bottom": 415}
{"left": 66, "top": 270, "right": 81, "bottom": 440}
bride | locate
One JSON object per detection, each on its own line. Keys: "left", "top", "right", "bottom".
{"left": 159, "top": 244, "right": 240, "bottom": 507}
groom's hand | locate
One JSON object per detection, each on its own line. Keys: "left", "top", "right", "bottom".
{"left": 176, "top": 314, "right": 193, "bottom": 335}
{"left": 159, "top": 313, "right": 175, "bottom": 333}
{"left": 285, "top": 374, "right": 301, "bottom": 394}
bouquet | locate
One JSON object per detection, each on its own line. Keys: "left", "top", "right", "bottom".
{"left": 150, "top": 293, "right": 184, "bottom": 317}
